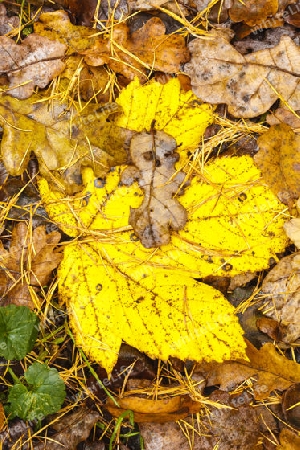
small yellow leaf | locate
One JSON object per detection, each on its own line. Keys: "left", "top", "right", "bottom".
{"left": 59, "top": 242, "right": 247, "bottom": 375}
{"left": 115, "top": 77, "right": 214, "bottom": 153}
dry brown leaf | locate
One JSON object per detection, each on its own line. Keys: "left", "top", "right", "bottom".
{"left": 284, "top": 220, "right": 300, "bottom": 249}
{"left": 139, "top": 394, "right": 274, "bottom": 450}
{"left": 83, "top": 17, "right": 189, "bottom": 81}
{"left": 0, "top": 223, "right": 62, "bottom": 309}
{"left": 0, "top": 4, "right": 19, "bottom": 35}
{"left": 36, "top": 11, "right": 188, "bottom": 82}
{"left": 196, "top": 340, "right": 300, "bottom": 400}
{"left": 34, "top": 408, "right": 100, "bottom": 450}
{"left": 61, "top": 55, "right": 111, "bottom": 102}
{"left": 277, "top": 429, "right": 300, "bottom": 450}
{"left": 106, "top": 395, "right": 201, "bottom": 422}
{"left": 0, "top": 34, "right": 66, "bottom": 99}
{"left": 254, "top": 124, "right": 300, "bottom": 206}
{"left": 121, "top": 131, "right": 187, "bottom": 248}
{"left": 184, "top": 31, "right": 300, "bottom": 118}
{"left": 0, "top": 95, "right": 131, "bottom": 192}
{"left": 229, "top": 0, "right": 278, "bottom": 26}
{"left": 267, "top": 106, "right": 300, "bottom": 128}
{"left": 259, "top": 253, "right": 300, "bottom": 343}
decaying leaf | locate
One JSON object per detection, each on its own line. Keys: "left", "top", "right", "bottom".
{"left": 59, "top": 249, "right": 247, "bottom": 375}
{"left": 138, "top": 394, "right": 275, "bottom": 450}
{"left": 259, "top": 253, "right": 300, "bottom": 343}
{"left": 197, "top": 340, "right": 300, "bottom": 400}
{"left": 35, "top": 11, "right": 189, "bottom": 82}
{"left": 0, "top": 4, "right": 19, "bottom": 35}
{"left": 0, "top": 95, "right": 131, "bottom": 192}
{"left": 33, "top": 408, "right": 100, "bottom": 450}
{"left": 105, "top": 394, "right": 200, "bottom": 422}
{"left": 278, "top": 429, "right": 300, "bottom": 450}
{"left": 229, "top": 0, "right": 278, "bottom": 27}
{"left": 115, "top": 77, "right": 214, "bottom": 153}
{"left": 254, "top": 124, "right": 300, "bottom": 206}
{"left": 184, "top": 31, "right": 300, "bottom": 118}
{"left": 0, "top": 223, "right": 62, "bottom": 309}
{"left": 284, "top": 221, "right": 300, "bottom": 249}
{"left": 0, "top": 34, "right": 66, "bottom": 99}
{"left": 121, "top": 130, "right": 187, "bottom": 248}
{"left": 39, "top": 155, "right": 288, "bottom": 277}
{"left": 82, "top": 16, "right": 189, "bottom": 81}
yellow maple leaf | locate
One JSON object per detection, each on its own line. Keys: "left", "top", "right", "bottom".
{"left": 59, "top": 245, "right": 247, "bottom": 375}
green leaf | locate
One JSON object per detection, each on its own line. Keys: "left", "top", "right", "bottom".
{"left": 0, "top": 305, "right": 39, "bottom": 360}
{"left": 6, "top": 362, "right": 66, "bottom": 421}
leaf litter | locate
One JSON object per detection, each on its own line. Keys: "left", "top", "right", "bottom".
{"left": 1, "top": 1, "right": 300, "bottom": 449}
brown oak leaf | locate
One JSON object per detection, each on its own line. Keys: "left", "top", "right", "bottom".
{"left": 0, "top": 223, "right": 62, "bottom": 309}
{"left": 121, "top": 130, "right": 187, "bottom": 248}
{"left": 184, "top": 31, "right": 300, "bottom": 118}
{"left": 0, "top": 34, "right": 66, "bottom": 99}
{"left": 254, "top": 123, "right": 300, "bottom": 206}
{"left": 83, "top": 16, "right": 189, "bottom": 81}
{"left": 195, "top": 340, "right": 300, "bottom": 401}
{"left": 229, "top": 0, "right": 278, "bottom": 27}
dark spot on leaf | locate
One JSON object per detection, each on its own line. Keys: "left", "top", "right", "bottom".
{"left": 238, "top": 192, "right": 247, "bottom": 202}
{"left": 71, "top": 125, "right": 80, "bottom": 139}
{"left": 143, "top": 151, "right": 154, "bottom": 161}
{"left": 96, "top": 284, "right": 103, "bottom": 292}
{"left": 94, "top": 178, "right": 106, "bottom": 188}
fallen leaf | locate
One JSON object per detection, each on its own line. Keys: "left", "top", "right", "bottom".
{"left": 59, "top": 253, "right": 247, "bottom": 375}
{"left": 138, "top": 397, "right": 274, "bottom": 450}
{"left": 0, "top": 223, "right": 62, "bottom": 308}
{"left": 229, "top": 0, "right": 278, "bottom": 27}
{"left": 34, "top": 408, "right": 100, "bottom": 450}
{"left": 278, "top": 429, "right": 300, "bottom": 450}
{"left": 121, "top": 130, "right": 187, "bottom": 248}
{"left": 254, "top": 123, "right": 300, "bottom": 206}
{"left": 282, "top": 384, "right": 300, "bottom": 430}
{"left": 106, "top": 395, "right": 201, "bottom": 422}
{"left": 284, "top": 219, "right": 300, "bottom": 248}
{"left": 35, "top": 11, "right": 189, "bottom": 82}
{"left": 197, "top": 340, "right": 300, "bottom": 400}
{"left": 0, "top": 4, "right": 19, "bottom": 35}
{"left": 34, "top": 11, "right": 100, "bottom": 54}
{"left": 259, "top": 253, "right": 300, "bottom": 343}
{"left": 184, "top": 31, "right": 300, "bottom": 118}
{"left": 39, "top": 155, "right": 288, "bottom": 276}
{"left": 115, "top": 77, "right": 214, "bottom": 153}
{"left": 0, "top": 95, "right": 131, "bottom": 192}
{"left": 83, "top": 17, "right": 189, "bottom": 81}
{"left": 0, "top": 34, "right": 66, "bottom": 99}
{"left": 267, "top": 106, "right": 300, "bottom": 128}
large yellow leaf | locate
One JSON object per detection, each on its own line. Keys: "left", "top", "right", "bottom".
{"left": 59, "top": 244, "right": 247, "bottom": 375}
{"left": 39, "top": 155, "right": 288, "bottom": 277}
{"left": 37, "top": 79, "right": 288, "bottom": 375}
